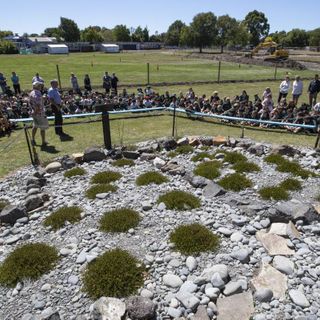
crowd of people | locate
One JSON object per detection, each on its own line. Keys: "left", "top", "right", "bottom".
{"left": 1, "top": 71, "right": 320, "bottom": 138}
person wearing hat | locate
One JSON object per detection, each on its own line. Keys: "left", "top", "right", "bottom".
{"left": 29, "top": 81, "right": 49, "bottom": 147}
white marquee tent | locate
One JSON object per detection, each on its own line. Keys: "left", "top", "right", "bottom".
{"left": 47, "top": 44, "right": 69, "bottom": 54}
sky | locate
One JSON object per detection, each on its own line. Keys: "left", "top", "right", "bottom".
{"left": 1, "top": 0, "right": 320, "bottom": 36}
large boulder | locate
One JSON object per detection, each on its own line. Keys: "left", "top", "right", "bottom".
{"left": 271, "top": 145, "right": 299, "bottom": 157}
{"left": 45, "top": 162, "right": 62, "bottom": 173}
{"left": 213, "top": 136, "right": 227, "bottom": 146}
{"left": 273, "top": 200, "right": 319, "bottom": 223}
{"left": 83, "top": 147, "right": 106, "bottom": 162}
{"left": 126, "top": 296, "right": 156, "bottom": 320}
{"left": 0, "top": 205, "right": 27, "bottom": 225}
{"left": 25, "top": 194, "right": 49, "bottom": 212}
{"left": 89, "top": 297, "right": 126, "bottom": 320}
{"left": 162, "top": 138, "right": 177, "bottom": 151}
{"left": 203, "top": 181, "right": 226, "bottom": 198}
{"left": 161, "top": 161, "right": 185, "bottom": 176}
{"left": 123, "top": 151, "right": 140, "bottom": 160}
{"left": 185, "top": 173, "right": 210, "bottom": 188}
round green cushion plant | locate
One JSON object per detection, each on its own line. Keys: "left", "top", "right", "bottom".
{"left": 279, "top": 178, "right": 302, "bottom": 191}
{"left": 64, "top": 167, "right": 86, "bottom": 178}
{"left": 0, "top": 243, "right": 59, "bottom": 287}
{"left": 91, "top": 171, "right": 122, "bottom": 184}
{"left": 136, "top": 171, "right": 168, "bottom": 186}
{"left": 86, "top": 184, "right": 118, "bottom": 199}
{"left": 220, "top": 151, "right": 247, "bottom": 164}
{"left": 100, "top": 208, "right": 140, "bottom": 233}
{"left": 191, "top": 152, "right": 214, "bottom": 162}
{"left": 232, "top": 161, "right": 260, "bottom": 173}
{"left": 218, "top": 173, "right": 252, "bottom": 191}
{"left": 112, "top": 159, "right": 135, "bottom": 167}
{"left": 157, "top": 190, "right": 201, "bottom": 210}
{"left": 43, "top": 206, "right": 82, "bottom": 230}
{"left": 193, "top": 160, "right": 221, "bottom": 179}
{"left": 82, "top": 248, "right": 145, "bottom": 299}
{"left": 259, "top": 186, "right": 289, "bottom": 200}
{"left": 170, "top": 223, "right": 220, "bottom": 255}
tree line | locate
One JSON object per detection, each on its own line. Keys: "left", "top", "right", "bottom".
{"left": 1, "top": 10, "right": 320, "bottom": 54}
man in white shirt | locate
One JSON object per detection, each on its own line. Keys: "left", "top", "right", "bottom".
{"left": 278, "top": 75, "right": 290, "bottom": 103}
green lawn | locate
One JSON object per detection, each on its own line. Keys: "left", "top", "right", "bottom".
{"left": 1, "top": 51, "right": 316, "bottom": 90}
{"left": 0, "top": 112, "right": 316, "bottom": 179}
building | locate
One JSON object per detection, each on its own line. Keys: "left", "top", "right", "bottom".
{"left": 101, "top": 44, "right": 120, "bottom": 53}
{"left": 26, "top": 37, "right": 58, "bottom": 53}
{"left": 47, "top": 44, "right": 69, "bottom": 54}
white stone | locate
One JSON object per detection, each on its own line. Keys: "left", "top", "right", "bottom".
{"left": 272, "top": 256, "right": 295, "bottom": 275}
{"left": 89, "top": 297, "right": 126, "bottom": 320}
{"left": 289, "top": 289, "right": 310, "bottom": 308}
{"left": 186, "top": 256, "right": 197, "bottom": 271}
{"left": 163, "top": 274, "right": 183, "bottom": 288}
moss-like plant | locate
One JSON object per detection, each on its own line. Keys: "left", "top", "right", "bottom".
{"left": 112, "top": 158, "right": 135, "bottom": 167}
{"left": 279, "top": 178, "right": 302, "bottom": 191}
{"left": 264, "top": 154, "right": 286, "bottom": 165}
{"left": 124, "top": 144, "right": 138, "bottom": 151}
{"left": 232, "top": 161, "right": 261, "bottom": 173}
{"left": 191, "top": 152, "right": 214, "bottom": 162}
{"left": 0, "top": 199, "right": 9, "bottom": 211}
{"left": 218, "top": 173, "right": 252, "bottom": 191}
{"left": 157, "top": 190, "right": 201, "bottom": 210}
{"left": 64, "top": 167, "right": 86, "bottom": 178}
{"left": 82, "top": 248, "right": 145, "bottom": 299}
{"left": 0, "top": 243, "right": 59, "bottom": 287}
{"left": 43, "top": 206, "right": 82, "bottom": 230}
{"left": 259, "top": 186, "right": 289, "bottom": 200}
{"left": 86, "top": 184, "right": 118, "bottom": 199}
{"left": 167, "top": 151, "right": 177, "bottom": 158}
{"left": 220, "top": 151, "right": 247, "bottom": 164}
{"left": 91, "top": 171, "right": 122, "bottom": 184}
{"left": 176, "top": 145, "right": 194, "bottom": 154}
{"left": 100, "top": 208, "right": 140, "bottom": 233}
{"left": 193, "top": 161, "right": 221, "bottom": 179}
{"left": 136, "top": 171, "right": 169, "bottom": 186}
{"left": 170, "top": 223, "right": 220, "bottom": 255}
{"left": 200, "top": 145, "right": 211, "bottom": 151}
{"left": 315, "top": 193, "right": 320, "bottom": 201}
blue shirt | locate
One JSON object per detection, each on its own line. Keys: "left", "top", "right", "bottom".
{"left": 48, "top": 87, "right": 62, "bottom": 104}
{"left": 11, "top": 75, "right": 19, "bottom": 85}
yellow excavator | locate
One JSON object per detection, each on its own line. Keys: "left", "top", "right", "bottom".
{"left": 250, "top": 37, "right": 289, "bottom": 61}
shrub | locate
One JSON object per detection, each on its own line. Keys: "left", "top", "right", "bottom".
{"left": 124, "top": 145, "right": 138, "bottom": 151}
{"left": 218, "top": 173, "right": 252, "bottom": 191}
{"left": 0, "top": 243, "right": 59, "bottom": 287}
{"left": 277, "top": 161, "right": 314, "bottom": 179}
{"left": 200, "top": 145, "right": 211, "bottom": 151}
{"left": 86, "top": 184, "right": 118, "bottom": 199}
{"left": 259, "top": 186, "right": 289, "bottom": 200}
{"left": 232, "top": 161, "right": 261, "bottom": 173}
{"left": 220, "top": 151, "right": 247, "bottom": 164}
{"left": 158, "top": 190, "right": 201, "bottom": 210}
{"left": 279, "top": 178, "right": 302, "bottom": 191}
{"left": 167, "top": 151, "right": 177, "bottom": 158}
{"left": 82, "top": 248, "right": 145, "bottom": 299}
{"left": 191, "top": 152, "right": 214, "bottom": 162}
{"left": 136, "top": 171, "right": 169, "bottom": 186}
{"left": 112, "top": 159, "right": 135, "bottom": 167}
{"left": 43, "top": 206, "right": 82, "bottom": 230}
{"left": 91, "top": 171, "right": 122, "bottom": 184}
{"left": 100, "top": 208, "right": 140, "bottom": 233}
{"left": 64, "top": 167, "right": 86, "bottom": 178}
{"left": 170, "top": 223, "right": 220, "bottom": 255}
{"left": 0, "top": 199, "right": 9, "bottom": 211}
{"left": 175, "top": 145, "right": 194, "bottom": 154}
{"left": 264, "top": 154, "right": 286, "bottom": 165}
{"left": 193, "top": 161, "right": 221, "bottom": 179}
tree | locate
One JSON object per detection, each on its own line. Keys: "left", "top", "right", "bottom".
{"left": 0, "top": 40, "right": 19, "bottom": 54}
{"left": 0, "top": 30, "right": 13, "bottom": 39}
{"left": 142, "top": 27, "right": 149, "bottom": 42}
{"left": 308, "top": 28, "right": 320, "bottom": 47}
{"left": 100, "top": 28, "right": 115, "bottom": 42}
{"left": 132, "top": 26, "right": 144, "bottom": 42}
{"left": 231, "top": 22, "right": 249, "bottom": 47}
{"left": 269, "top": 31, "right": 287, "bottom": 45}
{"left": 283, "top": 29, "right": 309, "bottom": 47}
{"left": 81, "top": 26, "right": 103, "bottom": 43}
{"left": 165, "top": 20, "right": 186, "bottom": 46}
{"left": 59, "top": 17, "right": 80, "bottom": 42}
{"left": 216, "top": 15, "right": 238, "bottom": 52}
{"left": 149, "top": 32, "right": 166, "bottom": 42}
{"left": 190, "top": 12, "right": 217, "bottom": 52}
{"left": 244, "top": 10, "right": 270, "bottom": 46}
{"left": 179, "top": 26, "right": 195, "bottom": 48}
{"left": 113, "top": 25, "right": 130, "bottom": 41}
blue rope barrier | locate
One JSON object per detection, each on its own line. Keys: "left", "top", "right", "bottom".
{"left": 166, "top": 107, "right": 317, "bottom": 130}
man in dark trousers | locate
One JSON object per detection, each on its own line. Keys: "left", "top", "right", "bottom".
{"left": 48, "top": 79, "right": 66, "bottom": 137}
{"left": 111, "top": 73, "right": 119, "bottom": 95}
{"left": 308, "top": 74, "right": 320, "bottom": 107}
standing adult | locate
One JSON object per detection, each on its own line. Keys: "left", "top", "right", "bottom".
{"left": 111, "top": 73, "right": 119, "bottom": 95}
{"left": 70, "top": 73, "right": 80, "bottom": 94}
{"left": 84, "top": 74, "right": 92, "bottom": 92}
{"left": 29, "top": 81, "right": 49, "bottom": 146}
{"left": 0, "top": 73, "right": 7, "bottom": 93}
{"left": 292, "top": 75, "right": 303, "bottom": 106}
{"left": 11, "top": 72, "right": 21, "bottom": 95}
{"left": 32, "top": 73, "right": 44, "bottom": 92}
{"left": 102, "top": 72, "right": 111, "bottom": 94}
{"left": 308, "top": 74, "right": 320, "bottom": 107}
{"left": 278, "top": 75, "right": 290, "bottom": 103}
{"left": 48, "top": 79, "right": 65, "bottom": 137}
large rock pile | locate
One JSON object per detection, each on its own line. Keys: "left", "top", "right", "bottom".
{"left": 0, "top": 136, "right": 319, "bottom": 320}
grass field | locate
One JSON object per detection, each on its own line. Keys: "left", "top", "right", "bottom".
{"left": 0, "top": 51, "right": 317, "bottom": 90}
{"left": 0, "top": 112, "right": 317, "bottom": 179}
